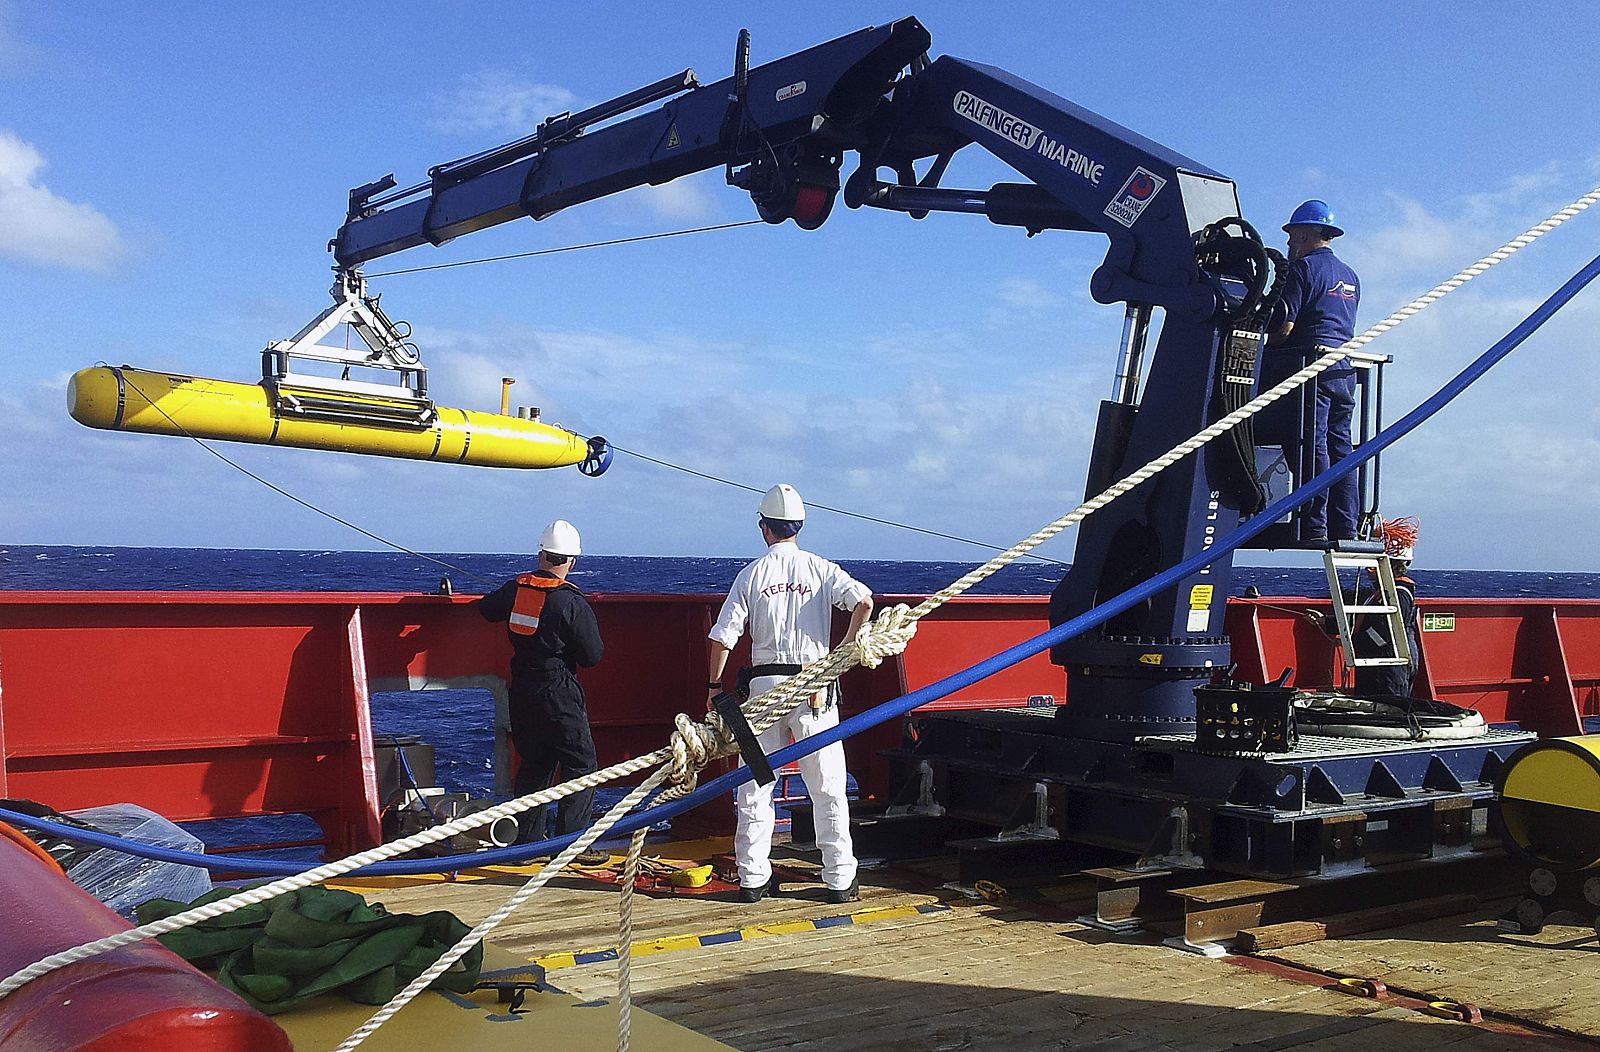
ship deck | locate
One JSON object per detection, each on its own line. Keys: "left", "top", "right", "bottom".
{"left": 334, "top": 841, "right": 1598, "bottom": 1051}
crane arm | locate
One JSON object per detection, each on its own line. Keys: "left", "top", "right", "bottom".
{"left": 333, "top": 19, "right": 932, "bottom": 268}
{"left": 330, "top": 18, "right": 1245, "bottom": 320}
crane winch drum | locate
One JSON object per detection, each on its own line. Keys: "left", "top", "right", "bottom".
{"left": 1496, "top": 735, "right": 1600, "bottom": 871}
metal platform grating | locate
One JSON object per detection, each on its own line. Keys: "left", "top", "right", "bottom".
{"left": 1140, "top": 727, "right": 1535, "bottom": 761}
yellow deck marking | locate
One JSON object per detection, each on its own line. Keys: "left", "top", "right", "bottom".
{"left": 533, "top": 901, "right": 952, "bottom": 972}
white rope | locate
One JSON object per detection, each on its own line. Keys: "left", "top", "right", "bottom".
{"left": 0, "top": 755, "right": 664, "bottom": 999}
{"left": 3, "top": 182, "right": 1593, "bottom": 1048}
{"left": 617, "top": 828, "right": 649, "bottom": 1052}
{"left": 343, "top": 736, "right": 702, "bottom": 1049}
{"left": 853, "top": 603, "right": 919, "bottom": 668}
{"left": 334, "top": 768, "right": 669, "bottom": 1051}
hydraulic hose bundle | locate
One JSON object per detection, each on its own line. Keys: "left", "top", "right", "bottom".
{"left": 1197, "top": 216, "right": 1287, "bottom": 514}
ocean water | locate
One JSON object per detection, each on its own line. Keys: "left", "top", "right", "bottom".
{"left": 8, "top": 545, "right": 1600, "bottom": 858}
{"left": 8, "top": 543, "right": 1600, "bottom": 599}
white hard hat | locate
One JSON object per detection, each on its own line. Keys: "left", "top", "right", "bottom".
{"left": 1393, "top": 545, "right": 1414, "bottom": 562}
{"left": 758, "top": 483, "right": 805, "bottom": 521}
{"left": 539, "top": 519, "right": 582, "bottom": 557}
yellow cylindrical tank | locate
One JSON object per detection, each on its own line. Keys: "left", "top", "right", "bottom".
{"left": 67, "top": 366, "right": 595, "bottom": 470}
{"left": 1497, "top": 735, "right": 1600, "bottom": 871}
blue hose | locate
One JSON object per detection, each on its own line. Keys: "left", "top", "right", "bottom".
{"left": 4, "top": 250, "right": 1597, "bottom": 877}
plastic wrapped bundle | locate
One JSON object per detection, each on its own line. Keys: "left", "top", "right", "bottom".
{"left": 65, "top": 803, "right": 212, "bottom": 915}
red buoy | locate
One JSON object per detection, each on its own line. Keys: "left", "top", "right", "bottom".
{"left": 0, "top": 837, "right": 290, "bottom": 1051}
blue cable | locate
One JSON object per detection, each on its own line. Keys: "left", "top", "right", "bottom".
{"left": 4, "top": 250, "right": 1597, "bottom": 877}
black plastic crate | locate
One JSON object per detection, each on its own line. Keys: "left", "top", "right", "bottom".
{"left": 1193, "top": 682, "right": 1297, "bottom": 753}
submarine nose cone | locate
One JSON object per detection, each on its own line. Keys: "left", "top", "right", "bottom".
{"left": 67, "top": 366, "right": 118, "bottom": 429}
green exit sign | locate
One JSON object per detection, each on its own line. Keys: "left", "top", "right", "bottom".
{"left": 1422, "top": 612, "right": 1456, "bottom": 632}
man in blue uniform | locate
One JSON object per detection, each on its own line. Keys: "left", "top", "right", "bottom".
{"left": 477, "top": 519, "right": 607, "bottom": 863}
{"left": 1263, "top": 199, "right": 1362, "bottom": 543}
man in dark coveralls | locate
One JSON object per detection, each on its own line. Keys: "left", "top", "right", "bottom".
{"left": 1262, "top": 199, "right": 1363, "bottom": 543}
{"left": 1348, "top": 525, "right": 1421, "bottom": 697}
{"left": 477, "top": 519, "right": 607, "bottom": 861}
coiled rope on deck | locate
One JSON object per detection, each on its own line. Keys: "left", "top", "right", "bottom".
{"left": 4, "top": 184, "right": 1596, "bottom": 1051}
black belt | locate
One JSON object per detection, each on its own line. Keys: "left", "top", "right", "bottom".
{"left": 735, "top": 663, "right": 803, "bottom": 699}
{"left": 749, "top": 662, "right": 803, "bottom": 679}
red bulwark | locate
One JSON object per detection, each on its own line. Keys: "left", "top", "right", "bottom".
{"left": 0, "top": 592, "right": 384, "bottom": 857}
{"left": 1, "top": 591, "right": 1595, "bottom": 852}
{"left": 0, "top": 835, "right": 290, "bottom": 1051}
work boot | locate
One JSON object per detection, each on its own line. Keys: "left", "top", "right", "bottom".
{"left": 573, "top": 849, "right": 611, "bottom": 866}
{"left": 735, "top": 879, "right": 772, "bottom": 903}
{"left": 823, "top": 879, "right": 859, "bottom": 905}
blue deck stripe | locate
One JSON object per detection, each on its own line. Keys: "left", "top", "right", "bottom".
{"left": 698, "top": 930, "right": 745, "bottom": 946}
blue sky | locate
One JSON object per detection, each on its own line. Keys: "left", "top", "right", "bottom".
{"left": 2, "top": 2, "right": 1598, "bottom": 570}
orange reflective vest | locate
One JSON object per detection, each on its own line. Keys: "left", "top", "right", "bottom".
{"left": 508, "top": 573, "right": 581, "bottom": 636}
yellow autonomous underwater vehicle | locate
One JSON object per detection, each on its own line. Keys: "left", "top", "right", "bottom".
{"left": 67, "top": 272, "right": 610, "bottom": 475}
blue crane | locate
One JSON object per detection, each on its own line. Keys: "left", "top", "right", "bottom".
{"left": 332, "top": 16, "right": 1321, "bottom": 742}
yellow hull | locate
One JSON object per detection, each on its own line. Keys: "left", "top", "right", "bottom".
{"left": 67, "top": 366, "right": 591, "bottom": 470}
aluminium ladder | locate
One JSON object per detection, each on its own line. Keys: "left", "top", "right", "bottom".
{"left": 1323, "top": 549, "right": 1411, "bottom": 675}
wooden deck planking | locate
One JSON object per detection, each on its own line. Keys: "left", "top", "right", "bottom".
{"left": 1264, "top": 912, "right": 1600, "bottom": 1041}
{"left": 560, "top": 904, "right": 1541, "bottom": 1049}
{"left": 352, "top": 861, "right": 1567, "bottom": 1050}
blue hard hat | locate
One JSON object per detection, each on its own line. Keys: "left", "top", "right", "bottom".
{"left": 1284, "top": 199, "right": 1344, "bottom": 237}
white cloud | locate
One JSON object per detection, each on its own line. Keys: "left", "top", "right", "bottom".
{"left": 368, "top": 316, "right": 1103, "bottom": 559}
{"left": 0, "top": 130, "right": 123, "bottom": 271}
{"left": 1352, "top": 167, "right": 1587, "bottom": 289}
{"left": 430, "top": 70, "right": 579, "bottom": 136}
{"left": 1347, "top": 277, "right": 1600, "bottom": 570}
{"left": 622, "top": 174, "right": 717, "bottom": 221}
{"left": 1358, "top": 196, "right": 1469, "bottom": 285}
{"left": 994, "top": 275, "right": 1064, "bottom": 314}
{"left": 1456, "top": 164, "right": 1569, "bottom": 228}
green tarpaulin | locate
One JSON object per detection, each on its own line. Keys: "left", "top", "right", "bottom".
{"left": 137, "top": 886, "right": 483, "bottom": 1015}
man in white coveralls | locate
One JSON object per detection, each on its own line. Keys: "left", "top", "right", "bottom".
{"left": 707, "top": 484, "right": 874, "bottom": 904}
